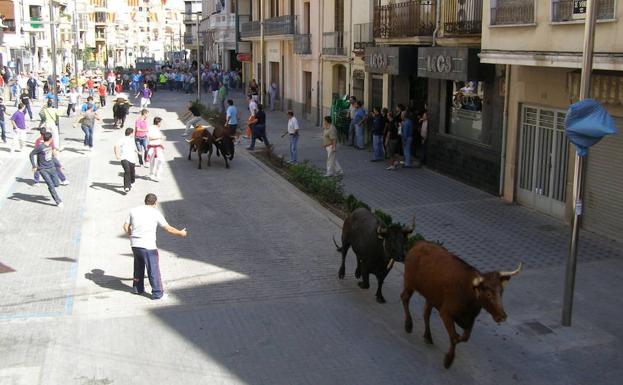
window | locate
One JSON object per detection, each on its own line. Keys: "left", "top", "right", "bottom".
{"left": 29, "top": 5, "right": 42, "bottom": 19}
{"left": 447, "top": 80, "right": 484, "bottom": 142}
{"left": 490, "top": 0, "right": 535, "bottom": 25}
{"left": 551, "top": 0, "right": 615, "bottom": 22}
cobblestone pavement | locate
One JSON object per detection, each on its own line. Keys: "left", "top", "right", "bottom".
{"left": 0, "top": 90, "right": 621, "bottom": 385}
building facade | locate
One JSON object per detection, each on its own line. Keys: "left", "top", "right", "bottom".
{"left": 184, "top": 0, "right": 202, "bottom": 61}
{"left": 202, "top": 0, "right": 237, "bottom": 70}
{"left": 481, "top": 0, "right": 623, "bottom": 241}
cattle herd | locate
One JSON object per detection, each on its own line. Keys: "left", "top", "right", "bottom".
{"left": 187, "top": 125, "right": 235, "bottom": 169}
{"left": 336, "top": 207, "right": 522, "bottom": 369}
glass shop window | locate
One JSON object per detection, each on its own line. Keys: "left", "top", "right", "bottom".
{"left": 447, "top": 80, "right": 484, "bottom": 142}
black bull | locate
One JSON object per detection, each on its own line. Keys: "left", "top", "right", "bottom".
{"left": 334, "top": 208, "right": 414, "bottom": 303}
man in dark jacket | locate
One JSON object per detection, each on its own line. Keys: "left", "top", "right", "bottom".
{"left": 30, "top": 132, "right": 63, "bottom": 207}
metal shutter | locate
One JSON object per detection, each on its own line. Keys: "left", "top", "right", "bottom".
{"left": 583, "top": 118, "right": 623, "bottom": 242}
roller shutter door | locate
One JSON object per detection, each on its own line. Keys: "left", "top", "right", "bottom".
{"left": 583, "top": 118, "right": 623, "bottom": 242}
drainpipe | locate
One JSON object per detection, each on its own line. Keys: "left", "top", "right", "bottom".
{"left": 432, "top": 0, "right": 441, "bottom": 46}
{"left": 347, "top": 0, "right": 353, "bottom": 96}
{"left": 499, "top": 64, "right": 510, "bottom": 197}
{"left": 317, "top": 0, "right": 323, "bottom": 126}
{"left": 260, "top": 0, "right": 264, "bottom": 105}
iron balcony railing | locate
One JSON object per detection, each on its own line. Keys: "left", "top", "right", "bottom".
{"left": 443, "top": 0, "right": 483, "bottom": 35}
{"left": 490, "top": 0, "right": 535, "bottom": 25}
{"left": 551, "top": 0, "right": 614, "bottom": 22}
{"left": 294, "top": 33, "right": 311, "bottom": 54}
{"left": 374, "top": 0, "right": 436, "bottom": 39}
{"left": 353, "top": 22, "right": 374, "bottom": 51}
{"left": 240, "top": 15, "right": 297, "bottom": 38}
{"left": 323, "top": 31, "right": 347, "bottom": 56}
{"left": 184, "top": 34, "right": 196, "bottom": 45}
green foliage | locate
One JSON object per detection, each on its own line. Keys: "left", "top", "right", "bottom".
{"left": 374, "top": 209, "right": 394, "bottom": 227}
{"left": 192, "top": 102, "right": 226, "bottom": 129}
{"left": 345, "top": 194, "right": 370, "bottom": 213}
{"left": 288, "top": 161, "right": 344, "bottom": 204}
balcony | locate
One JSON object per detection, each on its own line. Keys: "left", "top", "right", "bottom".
{"left": 208, "top": 13, "right": 236, "bottom": 30}
{"left": 240, "top": 15, "right": 297, "bottom": 38}
{"left": 374, "top": 0, "right": 436, "bottom": 39}
{"left": 443, "top": 0, "right": 483, "bottom": 35}
{"left": 353, "top": 22, "right": 374, "bottom": 52}
{"left": 551, "top": 0, "right": 614, "bottom": 22}
{"left": 184, "top": 33, "right": 196, "bottom": 45}
{"left": 322, "top": 31, "right": 347, "bottom": 56}
{"left": 490, "top": 0, "right": 534, "bottom": 25}
{"left": 294, "top": 33, "right": 311, "bottom": 54}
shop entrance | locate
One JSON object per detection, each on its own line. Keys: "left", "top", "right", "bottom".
{"left": 303, "top": 71, "right": 312, "bottom": 116}
{"left": 517, "top": 105, "right": 570, "bottom": 219}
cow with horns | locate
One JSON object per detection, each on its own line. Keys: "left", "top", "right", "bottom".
{"left": 401, "top": 241, "right": 522, "bottom": 368}
{"left": 334, "top": 208, "right": 415, "bottom": 303}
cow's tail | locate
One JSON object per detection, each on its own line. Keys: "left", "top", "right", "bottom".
{"left": 332, "top": 236, "right": 343, "bottom": 253}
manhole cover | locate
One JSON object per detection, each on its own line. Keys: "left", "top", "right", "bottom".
{"left": 0, "top": 262, "right": 15, "bottom": 274}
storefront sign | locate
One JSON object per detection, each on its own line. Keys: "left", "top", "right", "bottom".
{"left": 237, "top": 53, "right": 252, "bottom": 62}
{"left": 417, "top": 47, "right": 479, "bottom": 82}
{"left": 364, "top": 46, "right": 417, "bottom": 75}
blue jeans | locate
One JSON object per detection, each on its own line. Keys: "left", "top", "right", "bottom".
{"left": 250, "top": 124, "right": 270, "bottom": 149}
{"left": 81, "top": 124, "right": 94, "bottom": 147}
{"left": 34, "top": 158, "right": 66, "bottom": 183}
{"left": 0, "top": 120, "right": 5, "bottom": 142}
{"left": 39, "top": 167, "right": 61, "bottom": 204}
{"left": 372, "top": 134, "right": 384, "bottom": 160}
{"left": 25, "top": 103, "right": 33, "bottom": 119}
{"left": 131, "top": 247, "right": 163, "bottom": 299}
{"left": 289, "top": 134, "right": 299, "bottom": 163}
{"left": 135, "top": 137, "right": 148, "bottom": 165}
{"left": 348, "top": 121, "right": 356, "bottom": 146}
{"left": 403, "top": 136, "right": 413, "bottom": 167}
{"left": 355, "top": 124, "right": 364, "bottom": 149}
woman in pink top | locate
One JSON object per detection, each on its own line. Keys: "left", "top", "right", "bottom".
{"left": 134, "top": 109, "right": 149, "bottom": 167}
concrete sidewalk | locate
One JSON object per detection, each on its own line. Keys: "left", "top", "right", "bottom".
{"left": 0, "top": 89, "right": 621, "bottom": 385}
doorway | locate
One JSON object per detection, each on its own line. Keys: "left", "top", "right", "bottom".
{"left": 517, "top": 105, "right": 570, "bottom": 219}
{"left": 270, "top": 61, "right": 280, "bottom": 108}
{"left": 304, "top": 71, "right": 312, "bottom": 116}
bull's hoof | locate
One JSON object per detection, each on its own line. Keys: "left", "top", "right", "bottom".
{"left": 354, "top": 267, "right": 361, "bottom": 279}
{"left": 338, "top": 267, "right": 345, "bottom": 280}
{"left": 443, "top": 353, "right": 455, "bottom": 369}
{"left": 357, "top": 281, "right": 370, "bottom": 289}
{"left": 424, "top": 333, "right": 433, "bottom": 345}
{"left": 405, "top": 319, "right": 413, "bottom": 334}
{"left": 376, "top": 295, "right": 386, "bottom": 304}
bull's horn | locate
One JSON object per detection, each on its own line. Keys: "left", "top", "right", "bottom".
{"left": 499, "top": 262, "right": 523, "bottom": 278}
{"left": 377, "top": 225, "right": 388, "bottom": 234}
{"left": 472, "top": 276, "right": 484, "bottom": 287}
{"left": 403, "top": 216, "right": 416, "bottom": 233}
{"left": 386, "top": 258, "right": 395, "bottom": 271}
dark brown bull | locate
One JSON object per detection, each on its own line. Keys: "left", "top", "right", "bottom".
{"left": 211, "top": 125, "right": 235, "bottom": 169}
{"left": 401, "top": 241, "right": 522, "bottom": 368}
{"left": 187, "top": 125, "right": 213, "bottom": 169}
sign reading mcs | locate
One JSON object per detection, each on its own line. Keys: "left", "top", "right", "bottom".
{"left": 572, "top": 0, "right": 587, "bottom": 19}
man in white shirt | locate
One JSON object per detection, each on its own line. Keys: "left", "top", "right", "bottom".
{"left": 123, "top": 193, "right": 187, "bottom": 299}
{"left": 286, "top": 110, "right": 300, "bottom": 164}
{"left": 66, "top": 88, "right": 79, "bottom": 117}
{"left": 114, "top": 127, "right": 139, "bottom": 192}
{"left": 247, "top": 95, "right": 257, "bottom": 115}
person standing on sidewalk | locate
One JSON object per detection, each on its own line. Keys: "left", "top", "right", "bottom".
{"left": 0, "top": 97, "right": 6, "bottom": 144}
{"left": 286, "top": 110, "right": 300, "bottom": 164}
{"left": 371, "top": 107, "right": 385, "bottom": 162}
{"left": 268, "top": 82, "right": 278, "bottom": 111}
{"left": 10, "top": 103, "right": 28, "bottom": 152}
{"left": 39, "top": 99, "right": 61, "bottom": 151}
{"left": 136, "top": 83, "right": 153, "bottom": 109}
{"left": 322, "top": 116, "right": 343, "bottom": 177}
{"left": 114, "top": 127, "right": 138, "bottom": 193}
{"left": 134, "top": 109, "right": 150, "bottom": 167}
{"left": 352, "top": 101, "right": 367, "bottom": 150}
{"left": 30, "top": 132, "right": 63, "bottom": 207}
{"left": 225, "top": 99, "right": 239, "bottom": 140}
{"left": 347, "top": 96, "right": 357, "bottom": 147}
{"left": 400, "top": 110, "right": 414, "bottom": 168}
{"left": 123, "top": 193, "right": 187, "bottom": 300}
{"left": 384, "top": 111, "right": 401, "bottom": 170}
{"left": 418, "top": 109, "right": 428, "bottom": 167}
{"left": 146, "top": 117, "right": 166, "bottom": 182}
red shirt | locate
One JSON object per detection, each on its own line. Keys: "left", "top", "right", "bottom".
{"left": 97, "top": 85, "right": 107, "bottom": 96}
{"left": 86, "top": 79, "right": 94, "bottom": 89}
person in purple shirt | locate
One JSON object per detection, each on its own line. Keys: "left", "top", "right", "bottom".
{"left": 30, "top": 132, "right": 63, "bottom": 207}
{"left": 10, "top": 103, "right": 28, "bottom": 152}
{"left": 136, "top": 83, "right": 152, "bottom": 109}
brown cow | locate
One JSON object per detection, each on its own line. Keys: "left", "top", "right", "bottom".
{"left": 401, "top": 241, "right": 521, "bottom": 368}
{"left": 187, "top": 125, "right": 213, "bottom": 169}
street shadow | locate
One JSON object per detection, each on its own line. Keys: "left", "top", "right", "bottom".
{"left": 64, "top": 137, "right": 84, "bottom": 143}
{"left": 90, "top": 181, "right": 125, "bottom": 195}
{"left": 61, "top": 147, "right": 86, "bottom": 155}
{"left": 7, "top": 192, "right": 56, "bottom": 206}
{"left": 84, "top": 268, "right": 138, "bottom": 294}
{"left": 0, "top": 147, "right": 10, "bottom": 153}
{"left": 46, "top": 257, "right": 77, "bottom": 263}
{"left": 15, "top": 177, "right": 36, "bottom": 186}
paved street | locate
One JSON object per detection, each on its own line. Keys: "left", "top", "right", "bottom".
{"left": 0, "top": 90, "right": 622, "bottom": 385}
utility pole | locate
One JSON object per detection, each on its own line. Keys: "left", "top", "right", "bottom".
{"left": 48, "top": 0, "right": 58, "bottom": 107}
{"left": 260, "top": 0, "right": 264, "bottom": 105}
{"left": 195, "top": 12, "right": 201, "bottom": 101}
{"left": 562, "top": 0, "right": 597, "bottom": 327}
